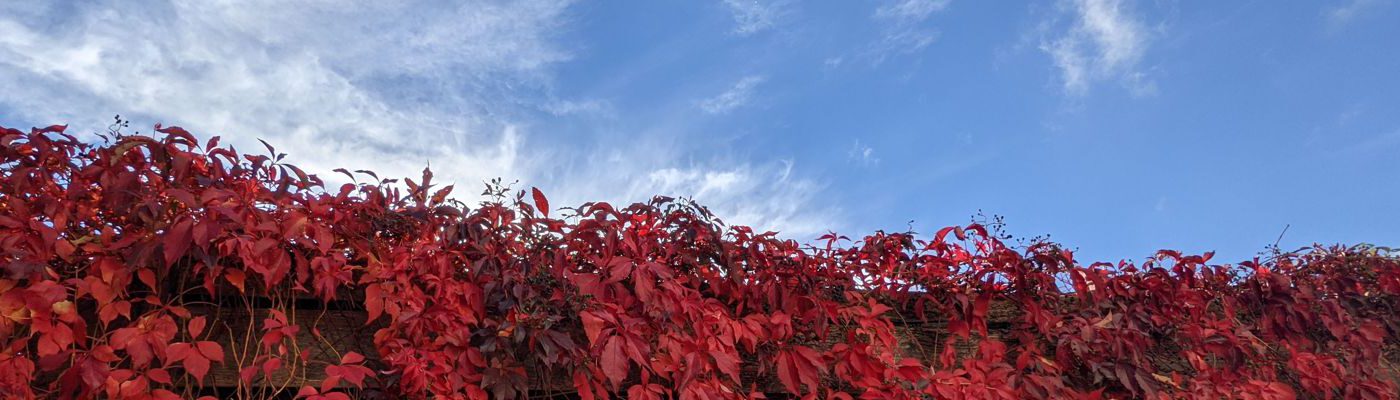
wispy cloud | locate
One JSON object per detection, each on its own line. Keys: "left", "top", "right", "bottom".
{"left": 1329, "top": 128, "right": 1400, "bottom": 159}
{"left": 866, "top": 0, "right": 951, "bottom": 64}
{"left": 848, "top": 140, "right": 879, "bottom": 166}
{"left": 537, "top": 138, "right": 839, "bottom": 238}
{"left": 0, "top": 0, "right": 570, "bottom": 192}
{"left": 1324, "top": 0, "right": 1383, "bottom": 28}
{"left": 0, "top": 1, "right": 838, "bottom": 238}
{"left": 697, "top": 75, "right": 765, "bottom": 114}
{"left": 875, "top": 0, "right": 951, "bottom": 22}
{"left": 1039, "top": 0, "right": 1156, "bottom": 96}
{"left": 636, "top": 161, "right": 835, "bottom": 237}
{"left": 541, "top": 98, "right": 612, "bottom": 117}
{"left": 721, "top": 0, "right": 789, "bottom": 36}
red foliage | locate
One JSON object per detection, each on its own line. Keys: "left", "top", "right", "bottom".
{"left": 1, "top": 123, "right": 1398, "bottom": 399}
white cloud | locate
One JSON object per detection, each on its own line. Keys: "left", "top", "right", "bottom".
{"left": 721, "top": 0, "right": 789, "bottom": 36}
{"left": 697, "top": 75, "right": 765, "bottom": 114}
{"left": 0, "top": 0, "right": 839, "bottom": 238}
{"left": 1039, "top": 0, "right": 1155, "bottom": 95}
{"left": 636, "top": 162, "right": 834, "bottom": 238}
{"left": 0, "top": 0, "right": 568, "bottom": 194}
{"left": 848, "top": 140, "right": 879, "bottom": 166}
{"left": 875, "top": 0, "right": 952, "bottom": 21}
{"left": 865, "top": 0, "right": 951, "bottom": 64}
{"left": 541, "top": 99, "right": 612, "bottom": 116}
{"left": 1324, "top": 0, "right": 1382, "bottom": 28}
{"left": 529, "top": 133, "right": 837, "bottom": 239}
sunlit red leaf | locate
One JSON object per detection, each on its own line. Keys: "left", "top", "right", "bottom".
{"left": 532, "top": 187, "right": 550, "bottom": 217}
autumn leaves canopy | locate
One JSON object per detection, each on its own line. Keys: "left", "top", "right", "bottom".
{"left": 1, "top": 124, "right": 1397, "bottom": 399}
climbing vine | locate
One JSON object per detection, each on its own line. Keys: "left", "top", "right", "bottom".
{"left": 1, "top": 123, "right": 1397, "bottom": 399}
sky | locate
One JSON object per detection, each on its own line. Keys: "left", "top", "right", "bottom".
{"left": 1, "top": 0, "right": 1397, "bottom": 264}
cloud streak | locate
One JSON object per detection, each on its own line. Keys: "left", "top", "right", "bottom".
{"left": 1324, "top": 0, "right": 1382, "bottom": 28}
{"left": 857, "top": 0, "right": 951, "bottom": 65}
{"left": 697, "top": 75, "right": 765, "bottom": 114}
{"left": 1039, "top": 0, "right": 1155, "bottom": 96}
{"left": 721, "top": 0, "right": 789, "bottom": 36}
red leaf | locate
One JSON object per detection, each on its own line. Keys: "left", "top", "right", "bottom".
{"left": 775, "top": 346, "right": 822, "bottom": 395}
{"left": 188, "top": 316, "right": 206, "bottom": 337}
{"left": 167, "top": 343, "right": 192, "bottom": 362}
{"left": 600, "top": 337, "right": 628, "bottom": 388}
{"left": 154, "top": 124, "right": 190, "bottom": 137}
{"left": 138, "top": 268, "right": 157, "bottom": 290}
{"left": 148, "top": 368, "right": 173, "bottom": 384}
{"left": 364, "top": 284, "right": 383, "bottom": 324}
{"left": 532, "top": 187, "right": 550, "bottom": 217}
{"left": 777, "top": 352, "right": 801, "bottom": 394}
{"left": 712, "top": 350, "right": 740, "bottom": 382}
{"left": 322, "top": 368, "right": 344, "bottom": 393}
{"left": 605, "top": 258, "right": 633, "bottom": 284}
{"left": 77, "top": 356, "right": 108, "bottom": 389}
{"left": 431, "top": 185, "right": 454, "bottom": 205}
{"left": 581, "top": 311, "right": 606, "bottom": 345}
{"left": 184, "top": 352, "right": 211, "bottom": 383}
{"left": 164, "top": 218, "right": 194, "bottom": 265}
{"left": 197, "top": 341, "right": 224, "bottom": 362}
{"left": 263, "top": 357, "right": 284, "bottom": 376}
{"left": 225, "top": 269, "right": 246, "bottom": 293}
{"left": 240, "top": 365, "right": 259, "bottom": 384}
{"left": 573, "top": 370, "right": 599, "bottom": 400}
{"left": 341, "top": 352, "right": 365, "bottom": 364}
{"left": 35, "top": 124, "right": 67, "bottom": 134}
{"left": 934, "top": 226, "right": 956, "bottom": 244}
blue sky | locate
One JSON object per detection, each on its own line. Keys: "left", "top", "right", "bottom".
{"left": 1, "top": 0, "right": 1397, "bottom": 264}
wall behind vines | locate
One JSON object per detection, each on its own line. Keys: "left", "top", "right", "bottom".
{"left": 1, "top": 123, "right": 1397, "bottom": 399}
